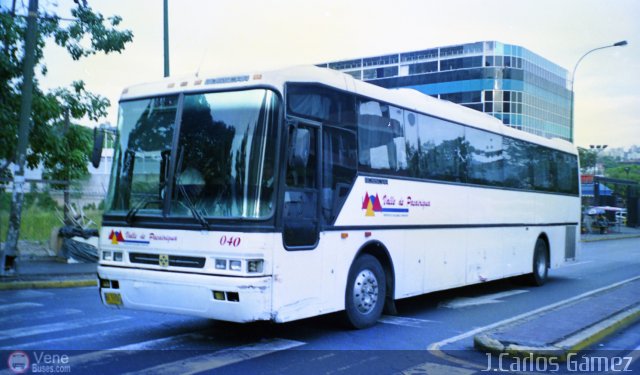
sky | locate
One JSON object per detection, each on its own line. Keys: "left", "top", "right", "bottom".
{"left": 8, "top": 0, "right": 640, "bottom": 149}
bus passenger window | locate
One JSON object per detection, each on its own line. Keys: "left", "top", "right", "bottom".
{"left": 357, "top": 100, "right": 406, "bottom": 172}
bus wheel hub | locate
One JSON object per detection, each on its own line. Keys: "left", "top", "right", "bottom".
{"left": 354, "top": 269, "right": 379, "bottom": 314}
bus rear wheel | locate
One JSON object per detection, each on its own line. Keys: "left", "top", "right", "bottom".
{"left": 344, "top": 254, "right": 386, "bottom": 329}
{"left": 528, "top": 238, "right": 549, "bottom": 286}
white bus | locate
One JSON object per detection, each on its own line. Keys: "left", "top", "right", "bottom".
{"left": 96, "top": 66, "right": 580, "bottom": 328}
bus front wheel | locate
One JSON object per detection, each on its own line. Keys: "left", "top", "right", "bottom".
{"left": 528, "top": 238, "right": 549, "bottom": 286}
{"left": 344, "top": 254, "right": 386, "bottom": 329}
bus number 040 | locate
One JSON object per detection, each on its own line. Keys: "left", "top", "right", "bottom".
{"left": 220, "top": 236, "right": 241, "bottom": 247}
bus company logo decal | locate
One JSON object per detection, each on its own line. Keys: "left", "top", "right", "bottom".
{"left": 108, "top": 230, "right": 151, "bottom": 245}
{"left": 361, "top": 191, "right": 426, "bottom": 217}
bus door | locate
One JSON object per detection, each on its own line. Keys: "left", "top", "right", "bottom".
{"left": 283, "top": 122, "right": 320, "bottom": 249}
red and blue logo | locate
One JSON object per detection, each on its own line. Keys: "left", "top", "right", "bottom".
{"left": 108, "top": 230, "right": 150, "bottom": 245}
{"left": 362, "top": 192, "right": 409, "bottom": 217}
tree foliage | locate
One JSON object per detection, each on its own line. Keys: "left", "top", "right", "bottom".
{"left": 0, "top": 3, "right": 133, "bottom": 181}
{"left": 606, "top": 164, "right": 640, "bottom": 184}
{"left": 578, "top": 147, "right": 596, "bottom": 173}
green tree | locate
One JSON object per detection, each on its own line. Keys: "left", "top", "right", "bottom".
{"left": 0, "top": 2, "right": 133, "bottom": 272}
{"left": 1, "top": 4, "right": 131, "bottom": 175}
{"left": 578, "top": 147, "right": 596, "bottom": 174}
{"left": 606, "top": 165, "right": 640, "bottom": 184}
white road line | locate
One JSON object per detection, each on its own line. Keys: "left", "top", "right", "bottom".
{"left": 0, "top": 302, "right": 43, "bottom": 312}
{"left": 0, "top": 316, "right": 130, "bottom": 341}
{"left": 561, "top": 260, "right": 594, "bottom": 268}
{"left": 428, "top": 275, "right": 640, "bottom": 370}
{"left": 109, "top": 332, "right": 206, "bottom": 350}
{"left": 10, "top": 290, "right": 54, "bottom": 299}
{"left": 53, "top": 333, "right": 210, "bottom": 369}
{"left": 124, "top": 338, "right": 305, "bottom": 375}
{"left": 629, "top": 345, "right": 640, "bottom": 366}
{"left": 439, "top": 290, "right": 528, "bottom": 309}
{"left": 401, "top": 362, "right": 477, "bottom": 375}
{"left": 0, "top": 308, "right": 82, "bottom": 324}
{"left": 0, "top": 324, "right": 135, "bottom": 350}
{"left": 379, "top": 315, "right": 437, "bottom": 328}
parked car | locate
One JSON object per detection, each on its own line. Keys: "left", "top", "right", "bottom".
{"left": 615, "top": 210, "right": 627, "bottom": 226}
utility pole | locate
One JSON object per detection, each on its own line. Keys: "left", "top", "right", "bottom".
{"left": 63, "top": 110, "right": 71, "bottom": 226}
{"left": 163, "top": 0, "right": 170, "bottom": 77}
{"left": 1, "top": 0, "right": 39, "bottom": 275}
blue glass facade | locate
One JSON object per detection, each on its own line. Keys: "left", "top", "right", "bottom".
{"left": 319, "top": 41, "right": 572, "bottom": 142}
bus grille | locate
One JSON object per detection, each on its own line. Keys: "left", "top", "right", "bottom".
{"left": 129, "top": 252, "right": 206, "bottom": 268}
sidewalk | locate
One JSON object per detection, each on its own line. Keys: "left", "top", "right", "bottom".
{"left": 0, "top": 241, "right": 97, "bottom": 290}
{"left": 581, "top": 225, "right": 640, "bottom": 242}
{"left": 475, "top": 277, "right": 640, "bottom": 360}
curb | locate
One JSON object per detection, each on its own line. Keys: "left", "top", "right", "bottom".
{"left": 474, "top": 305, "right": 640, "bottom": 361}
{"left": 581, "top": 234, "right": 640, "bottom": 243}
{"left": 0, "top": 279, "right": 97, "bottom": 290}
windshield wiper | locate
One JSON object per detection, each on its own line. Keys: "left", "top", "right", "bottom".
{"left": 172, "top": 147, "right": 210, "bottom": 230}
{"left": 176, "top": 184, "right": 210, "bottom": 230}
{"left": 125, "top": 198, "right": 163, "bottom": 224}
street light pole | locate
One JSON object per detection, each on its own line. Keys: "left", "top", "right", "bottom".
{"left": 589, "top": 144, "right": 608, "bottom": 176}
{"left": 163, "top": 0, "right": 170, "bottom": 77}
{"left": 569, "top": 40, "right": 628, "bottom": 143}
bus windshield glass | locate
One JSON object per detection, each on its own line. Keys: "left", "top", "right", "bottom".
{"left": 105, "top": 89, "right": 279, "bottom": 220}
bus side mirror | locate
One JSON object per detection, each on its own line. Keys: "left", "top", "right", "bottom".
{"left": 288, "top": 127, "right": 310, "bottom": 168}
{"left": 91, "top": 127, "right": 105, "bottom": 168}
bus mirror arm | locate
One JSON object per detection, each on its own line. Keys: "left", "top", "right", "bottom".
{"left": 91, "top": 124, "right": 117, "bottom": 169}
{"left": 160, "top": 149, "right": 171, "bottom": 198}
{"left": 91, "top": 127, "right": 105, "bottom": 168}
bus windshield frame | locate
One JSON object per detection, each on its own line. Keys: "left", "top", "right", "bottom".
{"left": 104, "top": 88, "right": 281, "bottom": 224}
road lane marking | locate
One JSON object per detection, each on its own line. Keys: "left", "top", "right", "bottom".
{"left": 0, "top": 302, "right": 43, "bottom": 312}
{"left": 123, "top": 338, "right": 305, "bottom": 375}
{"left": 401, "top": 362, "right": 476, "bottom": 375}
{"left": 379, "top": 315, "right": 437, "bottom": 328}
{"left": 10, "top": 290, "right": 54, "bottom": 299}
{"left": 428, "top": 274, "right": 640, "bottom": 370}
{"left": 109, "top": 332, "right": 207, "bottom": 350}
{"left": 0, "top": 316, "right": 130, "bottom": 341}
{"left": 628, "top": 344, "right": 640, "bottom": 366}
{"left": 326, "top": 354, "right": 379, "bottom": 375}
{"left": 0, "top": 308, "right": 82, "bottom": 324}
{"left": 561, "top": 260, "right": 594, "bottom": 268}
{"left": 0, "top": 324, "right": 135, "bottom": 350}
{"left": 439, "top": 290, "right": 528, "bottom": 309}
{"left": 50, "top": 333, "right": 212, "bottom": 369}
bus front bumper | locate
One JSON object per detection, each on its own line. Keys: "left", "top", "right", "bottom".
{"left": 97, "top": 265, "right": 273, "bottom": 323}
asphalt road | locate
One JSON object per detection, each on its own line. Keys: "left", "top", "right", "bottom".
{"left": 1, "top": 238, "right": 639, "bottom": 374}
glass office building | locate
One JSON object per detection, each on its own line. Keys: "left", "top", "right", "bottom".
{"left": 319, "top": 41, "right": 572, "bottom": 142}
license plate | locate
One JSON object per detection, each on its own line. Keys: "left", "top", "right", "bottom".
{"left": 104, "top": 292, "right": 123, "bottom": 306}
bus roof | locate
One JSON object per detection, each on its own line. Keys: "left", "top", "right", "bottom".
{"left": 120, "top": 65, "right": 576, "bottom": 155}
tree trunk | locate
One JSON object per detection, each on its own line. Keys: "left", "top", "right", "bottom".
{"left": 1, "top": 0, "right": 39, "bottom": 274}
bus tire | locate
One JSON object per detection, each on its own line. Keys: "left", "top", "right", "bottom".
{"left": 343, "top": 254, "right": 386, "bottom": 329}
{"left": 528, "top": 238, "right": 549, "bottom": 286}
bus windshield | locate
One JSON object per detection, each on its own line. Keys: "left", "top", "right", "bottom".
{"left": 105, "top": 89, "right": 279, "bottom": 220}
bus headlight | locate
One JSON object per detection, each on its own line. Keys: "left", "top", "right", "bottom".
{"left": 113, "top": 252, "right": 123, "bottom": 262}
{"left": 229, "top": 260, "right": 242, "bottom": 272}
{"left": 247, "top": 259, "right": 263, "bottom": 273}
{"left": 102, "top": 251, "right": 112, "bottom": 261}
{"left": 215, "top": 259, "right": 227, "bottom": 270}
